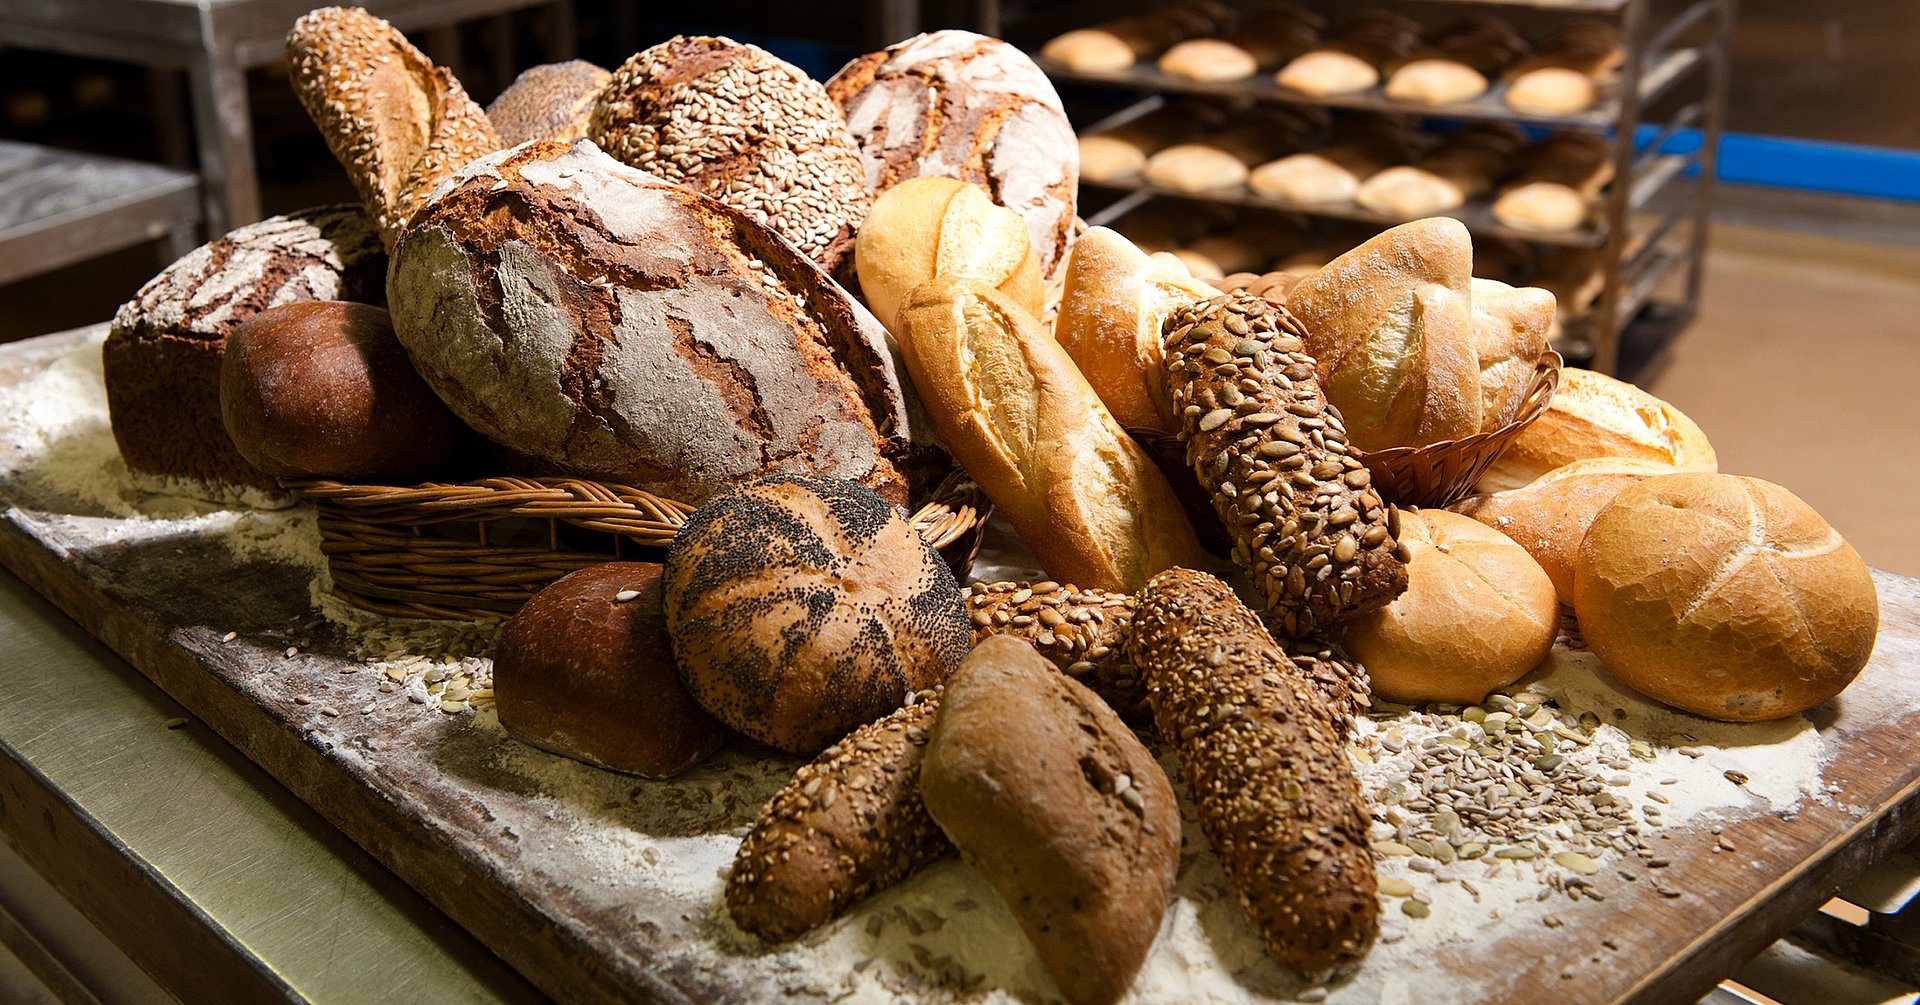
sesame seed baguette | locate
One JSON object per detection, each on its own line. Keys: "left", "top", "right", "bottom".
{"left": 1131, "top": 567, "right": 1379, "bottom": 977}
{"left": 1163, "top": 292, "right": 1408, "bottom": 637}
{"left": 286, "top": 7, "right": 503, "bottom": 252}
{"left": 726, "top": 695, "right": 949, "bottom": 943}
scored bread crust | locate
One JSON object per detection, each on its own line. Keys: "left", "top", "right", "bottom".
{"left": 1476, "top": 366, "right": 1717, "bottom": 492}
{"left": 286, "top": 7, "right": 502, "bottom": 251}
{"left": 854, "top": 177, "right": 1043, "bottom": 333}
{"left": 1453, "top": 455, "right": 1673, "bottom": 603}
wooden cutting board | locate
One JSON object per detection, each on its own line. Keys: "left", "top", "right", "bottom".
{"left": 3, "top": 326, "right": 1918, "bottom": 1005}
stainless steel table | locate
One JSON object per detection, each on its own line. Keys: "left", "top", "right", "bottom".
{"left": 0, "top": 0, "right": 576, "bottom": 236}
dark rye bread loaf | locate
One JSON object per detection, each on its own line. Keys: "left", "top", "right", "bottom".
{"left": 589, "top": 36, "right": 871, "bottom": 273}
{"left": 388, "top": 139, "right": 924, "bottom": 507}
{"left": 827, "top": 30, "right": 1079, "bottom": 277}
{"left": 486, "top": 60, "right": 610, "bottom": 145}
{"left": 104, "top": 205, "right": 385, "bottom": 495}
{"left": 663, "top": 475, "right": 970, "bottom": 753}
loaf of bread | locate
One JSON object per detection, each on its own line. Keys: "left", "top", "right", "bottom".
{"left": 1285, "top": 218, "right": 1485, "bottom": 451}
{"left": 1041, "top": 2, "right": 1235, "bottom": 70}
{"left": 727, "top": 697, "right": 948, "bottom": 942}
{"left": 1078, "top": 102, "right": 1217, "bottom": 184}
{"left": 387, "top": 140, "right": 923, "bottom": 507}
{"left": 1470, "top": 277, "right": 1556, "bottom": 430}
{"left": 1157, "top": 38, "right": 1259, "bottom": 81}
{"left": 828, "top": 31, "right": 1079, "bottom": 277}
{"left": 495, "top": 563, "right": 729, "bottom": 778}
{"left": 1131, "top": 568, "right": 1378, "bottom": 975}
{"left": 1475, "top": 367, "right": 1717, "bottom": 492}
{"left": 105, "top": 205, "right": 386, "bottom": 497}
{"left": 589, "top": 36, "right": 870, "bottom": 272}
{"left": 921, "top": 636, "right": 1179, "bottom": 1005}
{"left": 1052, "top": 226, "right": 1220, "bottom": 434}
{"left": 1576, "top": 473, "right": 1879, "bottom": 721}
{"left": 285, "top": 8, "right": 502, "bottom": 250}
{"left": 1355, "top": 122, "right": 1525, "bottom": 218}
{"left": 854, "top": 177, "right": 1043, "bottom": 332}
{"left": 219, "top": 302, "right": 468, "bottom": 481}
{"left": 1493, "top": 132, "right": 1613, "bottom": 232}
{"left": 485, "top": 60, "right": 610, "bottom": 145}
{"left": 1276, "top": 10, "right": 1420, "bottom": 96}
{"left": 896, "top": 280, "right": 1208, "bottom": 592}
{"left": 1249, "top": 116, "right": 1411, "bottom": 205}
{"left": 1453, "top": 456, "right": 1672, "bottom": 603}
{"left": 1383, "top": 15, "right": 1528, "bottom": 105}
{"left": 1041, "top": 28, "right": 1139, "bottom": 71}
{"left": 1504, "top": 21, "right": 1623, "bottom": 116}
{"left": 663, "top": 474, "right": 969, "bottom": 753}
{"left": 1162, "top": 292, "right": 1409, "bottom": 636}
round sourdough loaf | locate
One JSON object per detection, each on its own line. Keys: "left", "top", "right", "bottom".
{"left": 663, "top": 475, "right": 970, "bottom": 753}
{"left": 588, "top": 36, "right": 870, "bottom": 273}
{"left": 827, "top": 30, "right": 1079, "bottom": 277}
{"left": 387, "top": 140, "right": 921, "bottom": 507}
{"left": 1575, "top": 473, "right": 1879, "bottom": 721}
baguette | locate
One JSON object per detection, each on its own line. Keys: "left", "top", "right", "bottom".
{"left": 1132, "top": 568, "right": 1379, "bottom": 976}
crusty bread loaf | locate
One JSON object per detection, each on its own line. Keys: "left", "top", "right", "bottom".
{"left": 1575, "top": 473, "right": 1878, "bottom": 721}
{"left": 1333, "top": 509, "right": 1557, "bottom": 704}
{"left": 663, "top": 474, "right": 970, "bottom": 753}
{"left": 485, "top": 60, "right": 610, "bottom": 145}
{"left": 828, "top": 30, "right": 1079, "bottom": 278}
{"left": 727, "top": 697, "right": 948, "bottom": 941}
{"left": 1052, "top": 226, "right": 1219, "bottom": 434}
{"left": 285, "top": 8, "right": 502, "bottom": 251}
{"left": 1285, "top": 218, "right": 1485, "bottom": 451}
{"left": 1453, "top": 456, "right": 1672, "bottom": 603}
{"left": 590, "top": 36, "right": 870, "bottom": 272}
{"left": 921, "top": 635, "right": 1179, "bottom": 1005}
{"left": 389, "top": 140, "right": 930, "bottom": 506}
{"left": 854, "top": 177, "right": 1043, "bottom": 332}
{"left": 494, "top": 563, "right": 728, "bottom": 778}
{"left": 1470, "top": 277, "right": 1555, "bottom": 430}
{"left": 1215, "top": 268, "right": 1310, "bottom": 302}
{"left": 105, "top": 205, "right": 386, "bottom": 497}
{"left": 1131, "top": 568, "right": 1379, "bottom": 976}
{"left": 1475, "top": 367, "right": 1717, "bottom": 492}
{"left": 896, "top": 280, "right": 1207, "bottom": 592}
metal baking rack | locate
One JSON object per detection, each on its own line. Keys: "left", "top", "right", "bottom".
{"left": 1027, "top": 0, "right": 1735, "bottom": 375}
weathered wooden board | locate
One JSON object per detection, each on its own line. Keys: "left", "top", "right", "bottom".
{"left": 3, "top": 326, "right": 1919, "bottom": 1005}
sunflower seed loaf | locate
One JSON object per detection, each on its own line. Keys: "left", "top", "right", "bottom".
{"left": 1163, "top": 291, "right": 1409, "bottom": 637}
{"left": 1132, "top": 567, "right": 1379, "bottom": 977}
{"left": 727, "top": 695, "right": 949, "bottom": 943}
{"left": 963, "top": 580, "right": 1369, "bottom": 735}
{"left": 589, "top": 36, "right": 871, "bottom": 273}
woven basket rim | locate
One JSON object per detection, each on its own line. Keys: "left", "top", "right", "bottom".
{"left": 1354, "top": 349, "right": 1564, "bottom": 466}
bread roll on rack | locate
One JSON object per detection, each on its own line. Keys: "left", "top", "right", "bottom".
{"left": 1250, "top": 114, "right": 1417, "bottom": 205}
{"left": 1042, "top": 1, "right": 1235, "bottom": 71}
{"left": 1355, "top": 122, "right": 1526, "bottom": 218}
{"left": 1158, "top": 3, "right": 1323, "bottom": 81}
{"left": 1276, "top": 10, "right": 1421, "bottom": 96}
{"left": 1504, "top": 21, "right": 1624, "bottom": 116}
{"left": 1493, "top": 132, "right": 1614, "bottom": 233}
{"left": 1385, "top": 15, "right": 1529, "bottom": 105}
{"left": 1080, "top": 102, "right": 1222, "bottom": 184}
{"left": 1143, "top": 106, "right": 1325, "bottom": 193}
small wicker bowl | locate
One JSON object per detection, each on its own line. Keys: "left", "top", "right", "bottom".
{"left": 1355, "top": 350, "right": 1563, "bottom": 509}
{"left": 285, "top": 471, "right": 992, "bottom": 621}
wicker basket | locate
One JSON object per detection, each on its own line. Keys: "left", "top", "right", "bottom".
{"left": 1355, "top": 350, "right": 1564, "bottom": 509}
{"left": 286, "top": 471, "right": 992, "bottom": 621}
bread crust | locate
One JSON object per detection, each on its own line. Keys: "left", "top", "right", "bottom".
{"left": 854, "top": 177, "right": 1043, "bottom": 332}
{"left": 1475, "top": 366, "right": 1717, "bottom": 492}
{"left": 486, "top": 60, "right": 610, "bottom": 146}
{"left": 1453, "top": 456, "right": 1671, "bottom": 603}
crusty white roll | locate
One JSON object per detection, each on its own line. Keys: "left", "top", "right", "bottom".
{"left": 1355, "top": 123, "right": 1525, "bottom": 218}
{"left": 855, "top": 176, "right": 1043, "bottom": 331}
{"left": 897, "top": 279, "right": 1207, "bottom": 592}
{"left": 1503, "top": 21, "right": 1622, "bottom": 116}
{"left": 1575, "top": 473, "right": 1878, "bottom": 721}
{"left": 1285, "top": 218, "right": 1484, "bottom": 451}
{"left": 1383, "top": 15, "right": 1528, "bottom": 105}
{"left": 1493, "top": 133, "right": 1613, "bottom": 232}
{"left": 1158, "top": 38, "right": 1260, "bottom": 81}
{"left": 1142, "top": 143, "right": 1250, "bottom": 193}
{"left": 1470, "top": 277, "right": 1555, "bottom": 430}
{"left": 1041, "top": 28, "right": 1139, "bottom": 71}
{"left": 1052, "top": 227, "right": 1219, "bottom": 434}
{"left": 1335, "top": 509, "right": 1557, "bottom": 704}
{"left": 1475, "top": 367, "right": 1717, "bottom": 492}
{"left": 1453, "top": 456, "right": 1672, "bottom": 603}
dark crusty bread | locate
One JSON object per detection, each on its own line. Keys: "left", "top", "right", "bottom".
{"left": 219, "top": 302, "right": 469, "bottom": 481}
{"left": 727, "top": 697, "right": 947, "bottom": 942}
{"left": 486, "top": 60, "right": 610, "bottom": 145}
{"left": 387, "top": 139, "right": 925, "bottom": 507}
{"left": 104, "top": 205, "right": 386, "bottom": 496}
{"left": 920, "top": 636, "right": 1179, "bottom": 1005}
{"left": 494, "top": 563, "right": 728, "bottom": 778}
{"left": 663, "top": 474, "right": 970, "bottom": 753}
{"left": 589, "top": 36, "right": 870, "bottom": 273}
{"left": 827, "top": 30, "right": 1079, "bottom": 278}
{"left": 1131, "top": 568, "right": 1378, "bottom": 977}
{"left": 286, "top": 7, "right": 502, "bottom": 250}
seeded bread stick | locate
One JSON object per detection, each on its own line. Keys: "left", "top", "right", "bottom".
{"left": 1132, "top": 567, "right": 1379, "bottom": 976}
{"left": 1163, "top": 292, "right": 1409, "bottom": 637}
{"left": 726, "top": 696, "right": 949, "bottom": 942}
{"left": 964, "top": 580, "right": 1371, "bottom": 736}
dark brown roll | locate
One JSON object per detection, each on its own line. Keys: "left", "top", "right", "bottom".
{"left": 494, "top": 563, "right": 728, "bottom": 778}
{"left": 219, "top": 301, "right": 468, "bottom": 481}
{"left": 663, "top": 474, "right": 970, "bottom": 753}
{"left": 485, "top": 60, "right": 610, "bottom": 145}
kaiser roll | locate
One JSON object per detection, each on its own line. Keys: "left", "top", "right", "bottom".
{"left": 1452, "top": 456, "right": 1672, "bottom": 604}
{"left": 1476, "top": 367, "right": 1716, "bottom": 492}
{"left": 1574, "top": 473, "right": 1878, "bottom": 722}
{"left": 854, "top": 177, "right": 1043, "bottom": 331}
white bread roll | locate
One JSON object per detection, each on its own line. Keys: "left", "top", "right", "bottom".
{"left": 1574, "top": 473, "right": 1878, "bottom": 721}
{"left": 1470, "top": 277, "right": 1555, "bottom": 429}
{"left": 1079, "top": 134, "right": 1149, "bottom": 183}
{"left": 1052, "top": 227, "right": 1219, "bottom": 434}
{"left": 1504, "top": 68, "right": 1597, "bottom": 116}
{"left": 1158, "top": 38, "right": 1260, "bottom": 81}
{"left": 1041, "top": 29, "right": 1137, "bottom": 71}
{"left": 1354, "top": 165, "right": 1467, "bottom": 217}
{"left": 1276, "top": 50, "right": 1380, "bottom": 96}
{"left": 897, "top": 279, "right": 1207, "bottom": 591}
{"left": 1142, "top": 143, "right": 1251, "bottom": 193}
{"left": 1492, "top": 182, "right": 1588, "bottom": 232}
{"left": 1334, "top": 509, "right": 1557, "bottom": 704}
{"left": 1475, "top": 367, "right": 1717, "bottom": 492}
{"left": 1384, "top": 59, "right": 1490, "bottom": 105}
{"left": 1286, "top": 218, "right": 1484, "bottom": 451}
{"left": 1452, "top": 456, "right": 1672, "bottom": 603}
{"left": 855, "top": 177, "right": 1043, "bottom": 332}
